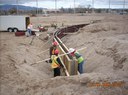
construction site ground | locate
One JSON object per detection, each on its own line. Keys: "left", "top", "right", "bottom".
{"left": 0, "top": 13, "right": 128, "bottom": 95}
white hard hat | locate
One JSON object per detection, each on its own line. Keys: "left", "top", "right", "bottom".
{"left": 68, "top": 48, "right": 75, "bottom": 53}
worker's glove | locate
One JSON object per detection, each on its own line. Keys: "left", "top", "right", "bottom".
{"left": 45, "top": 60, "right": 49, "bottom": 63}
{"left": 60, "top": 65, "right": 64, "bottom": 69}
{"left": 61, "top": 65, "right": 64, "bottom": 68}
{"left": 49, "top": 59, "right": 52, "bottom": 63}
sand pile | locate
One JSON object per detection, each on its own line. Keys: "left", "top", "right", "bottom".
{"left": 60, "top": 14, "right": 128, "bottom": 94}
{"left": 62, "top": 15, "right": 128, "bottom": 74}
{"left": 0, "top": 32, "right": 53, "bottom": 95}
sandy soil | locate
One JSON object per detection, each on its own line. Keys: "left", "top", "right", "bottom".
{"left": 0, "top": 14, "right": 128, "bottom": 95}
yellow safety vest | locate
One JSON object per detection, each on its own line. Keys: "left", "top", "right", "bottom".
{"left": 51, "top": 55, "right": 60, "bottom": 68}
{"left": 52, "top": 49, "right": 55, "bottom": 55}
{"left": 77, "top": 56, "right": 84, "bottom": 64}
{"left": 75, "top": 52, "right": 84, "bottom": 64}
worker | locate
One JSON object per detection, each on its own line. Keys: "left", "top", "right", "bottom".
{"left": 26, "top": 23, "right": 33, "bottom": 36}
{"left": 45, "top": 41, "right": 58, "bottom": 63}
{"left": 50, "top": 41, "right": 58, "bottom": 57}
{"left": 43, "top": 33, "right": 50, "bottom": 41}
{"left": 68, "top": 48, "right": 85, "bottom": 74}
{"left": 51, "top": 49, "right": 64, "bottom": 77}
{"left": 47, "top": 33, "right": 50, "bottom": 39}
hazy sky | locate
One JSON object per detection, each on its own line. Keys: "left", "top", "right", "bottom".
{"left": 0, "top": 0, "right": 128, "bottom": 9}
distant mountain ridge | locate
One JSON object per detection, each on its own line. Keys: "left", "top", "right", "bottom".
{"left": 0, "top": 4, "right": 45, "bottom": 10}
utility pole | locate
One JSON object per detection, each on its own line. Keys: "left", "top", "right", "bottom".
{"left": 36, "top": 0, "right": 38, "bottom": 15}
{"left": 74, "top": 0, "right": 76, "bottom": 14}
{"left": 109, "top": 0, "right": 111, "bottom": 13}
{"left": 16, "top": 0, "right": 19, "bottom": 15}
{"left": 123, "top": 0, "right": 125, "bottom": 14}
{"left": 55, "top": 0, "right": 57, "bottom": 27}
{"left": 92, "top": 0, "right": 94, "bottom": 13}
{"left": 55, "top": 0, "right": 57, "bottom": 14}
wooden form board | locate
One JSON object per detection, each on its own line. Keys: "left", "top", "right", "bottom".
{"left": 54, "top": 38, "right": 78, "bottom": 75}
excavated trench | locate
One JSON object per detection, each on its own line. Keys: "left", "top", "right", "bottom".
{"left": 53, "top": 24, "right": 89, "bottom": 76}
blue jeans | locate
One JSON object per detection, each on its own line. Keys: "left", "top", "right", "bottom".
{"left": 27, "top": 29, "right": 32, "bottom": 35}
{"left": 78, "top": 61, "right": 84, "bottom": 74}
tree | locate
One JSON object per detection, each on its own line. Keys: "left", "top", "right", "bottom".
{"left": 87, "top": 4, "right": 91, "bottom": 13}
{"left": 9, "top": 7, "right": 17, "bottom": 14}
{"left": 60, "top": 7, "right": 65, "bottom": 13}
{"left": 77, "top": 5, "right": 86, "bottom": 13}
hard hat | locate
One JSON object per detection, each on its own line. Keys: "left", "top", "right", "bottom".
{"left": 52, "top": 41, "right": 58, "bottom": 46}
{"left": 54, "top": 49, "right": 59, "bottom": 55}
{"left": 68, "top": 48, "right": 75, "bottom": 53}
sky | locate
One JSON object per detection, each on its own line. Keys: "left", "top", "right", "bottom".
{"left": 0, "top": 0, "right": 128, "bottom": 9}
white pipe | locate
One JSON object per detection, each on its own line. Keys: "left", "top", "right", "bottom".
{"left": 37, "top": 49, "right": 49, "bottom": 55}
{"left": 33, "top": 46, "right": 87, "bottom": 64}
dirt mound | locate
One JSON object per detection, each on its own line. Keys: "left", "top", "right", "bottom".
{"left": 80, "top": 15, "right": 128, "bottom": 34}
{"left": 61, "top": 14, "right": 128, "bottom": 94}
{"left": 62, "top": 14, "right": 128, "bottom": 73}
{"left": 80, "top": 22, "right": 117, "bottom": 33}
{"left": 0, "top": 32, "right": 53, "bottom": 95}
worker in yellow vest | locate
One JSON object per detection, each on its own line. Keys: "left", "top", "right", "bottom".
{"left": 50, "top": 41, "right": 58, "bottom": 57}
{"left": 51, "top": 49, "right": 64, "bottom": 77}
{"left": 46, "top": 41, "right": 58, "bottom": 63}
{"left": 68, "top": 48, "right": 85, "bottom": 74}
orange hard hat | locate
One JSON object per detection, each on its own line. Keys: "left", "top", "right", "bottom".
{"left": 52, "top": 41, "right": 58, "bottom": 46}
{"left": 54, "top": 49, "right": 59, "bottom": 55}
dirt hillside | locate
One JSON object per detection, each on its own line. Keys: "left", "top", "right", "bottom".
{"left": 0, "top": 14, "right": 128, "bottom": 95}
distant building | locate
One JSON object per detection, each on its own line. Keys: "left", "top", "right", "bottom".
{"left": 44, "top": 9, "right": 61, "bottom": 13}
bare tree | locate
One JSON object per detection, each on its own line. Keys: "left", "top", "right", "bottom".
{"left": 9, "top": 7, "right": 17, "bottom": 14}
{"left": 87, "top": 4, "right": 91, "bottom": 13}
